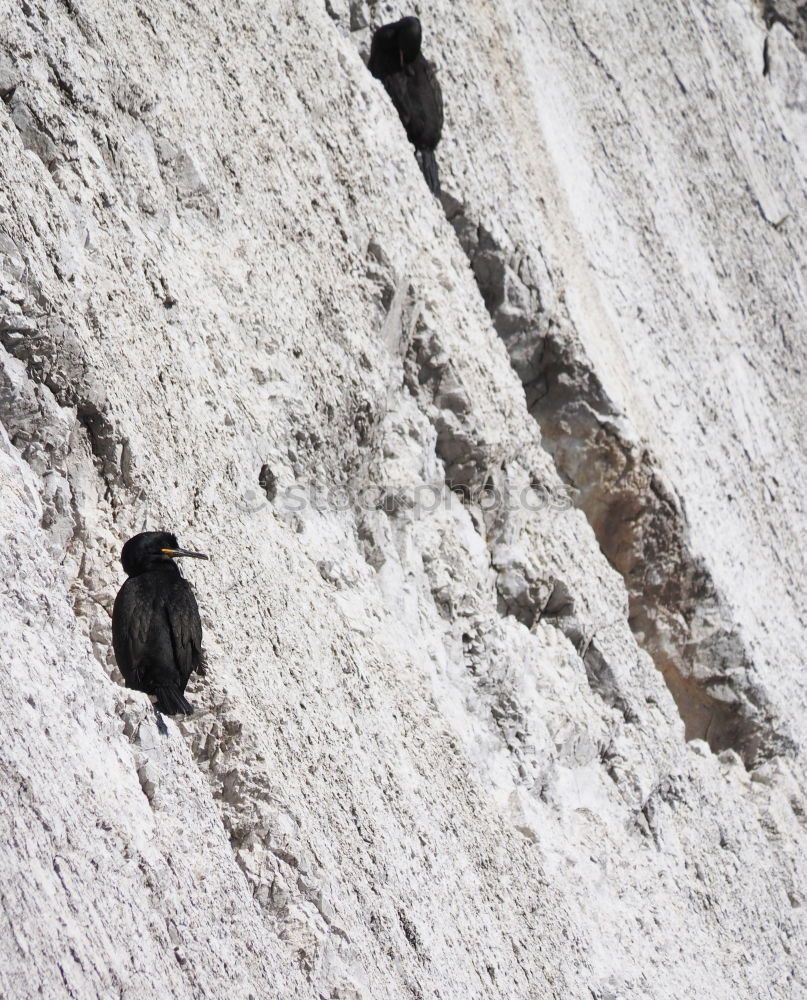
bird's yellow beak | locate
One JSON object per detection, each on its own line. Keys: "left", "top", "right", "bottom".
{"left": 161, "top": 548, "right": 209, "bottom": 560}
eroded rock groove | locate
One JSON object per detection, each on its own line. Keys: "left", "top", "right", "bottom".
{"left": 443, "top": 194, "right": 793, "bottom": 766}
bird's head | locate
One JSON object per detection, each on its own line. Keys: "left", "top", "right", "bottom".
{"left": 397, "top": 16, "right": 422, "bottom": 65}
{"left": 120, "top": 531, "right": 209, "bottom": 577}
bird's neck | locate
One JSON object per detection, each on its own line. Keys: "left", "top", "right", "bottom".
{"left": 132, "top": 560, "right": 182, "bottom": 579}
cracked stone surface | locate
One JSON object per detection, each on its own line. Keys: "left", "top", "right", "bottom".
{"left": 1, "top": 1, "right": 806, "bottom": 999}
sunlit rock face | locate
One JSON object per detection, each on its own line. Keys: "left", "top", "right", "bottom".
{"left": 1, "top": 2, "right": 805, "bottom": 999}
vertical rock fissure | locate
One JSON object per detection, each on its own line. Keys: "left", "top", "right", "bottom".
{"left": 442, "top": 195, "right": 792, "bottom": 766}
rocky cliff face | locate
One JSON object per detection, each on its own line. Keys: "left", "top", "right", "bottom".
{"left": 1, "top": 1, "right": 806, "bottom": 998}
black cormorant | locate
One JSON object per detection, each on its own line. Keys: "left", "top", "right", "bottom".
{"left": 369, "top": 16, "right": 443, "bottom": 196}
{"left": 112, "top": 531, "right": 208, "bottom": 730}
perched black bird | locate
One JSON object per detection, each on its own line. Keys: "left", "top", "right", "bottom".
{"left": 369, "top": 16, "right": 443, "bottom": 195}
{"left": 112, "top": 531, "right": 208, "bottom": 731}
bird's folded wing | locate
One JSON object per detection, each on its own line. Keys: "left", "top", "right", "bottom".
{"left": 382, "top": 72, "right": 415, "bottom": 130}
{"left": 424, "top": 59, "right": 443, "bottom": 130}
{"left": 112, "top": 580, "right": 155, "bottom": 684}
{"left": 166, "top": 578, "right": 203, "bottom": 684}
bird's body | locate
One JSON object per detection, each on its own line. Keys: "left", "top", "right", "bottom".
{"left": 369, "top": 16, "right": 443, "bottom": 195}
{"left": 112, "top": 531, "right": 207, "bottom": 724}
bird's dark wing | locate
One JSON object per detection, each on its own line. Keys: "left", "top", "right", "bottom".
{"left": 382, "top": 71, "right": 417, "bottom": 133}
{"left": 383, "top": 58, "right": 443, "bottom": 151}
{"left": 423, "top": 58, "right": 443, "bottom": 139}
{"left": 112, "top": 578, "right": 156, "bottom": 687}
{"left": 165, "top": 577, "right": 203, "bottom": 687}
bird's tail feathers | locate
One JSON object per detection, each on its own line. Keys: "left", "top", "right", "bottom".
{"left": 419, "top": 149, "right": 440, "bottom": 196}
{"left": 154, "top": 686, "right": 194, "bottom": 715}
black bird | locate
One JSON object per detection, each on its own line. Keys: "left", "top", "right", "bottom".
{"left": 112, "top": 531, "right": 208, "bottom": 731}
{"left": 369, "top": 16, "right": 443, "bottom": 196}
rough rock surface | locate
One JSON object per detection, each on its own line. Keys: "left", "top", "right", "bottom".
{"left": 1, "top": 1, "right": 805, "bottom": 998}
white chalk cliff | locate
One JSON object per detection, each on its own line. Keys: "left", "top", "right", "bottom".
{"left": 1, "top": 1, "right": 806, "bottom": 997}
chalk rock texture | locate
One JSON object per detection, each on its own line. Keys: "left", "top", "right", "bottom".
{"left": 1, "top": 1, "right": 805, "bottom": 998}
